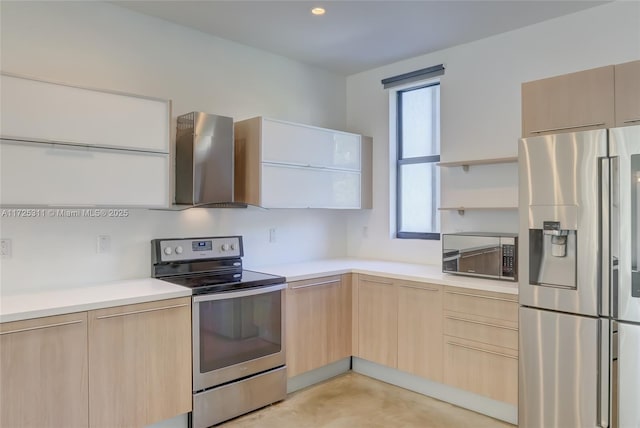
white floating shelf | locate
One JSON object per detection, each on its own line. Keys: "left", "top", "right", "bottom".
{"left": 437, "top": 156, "right": 518, "bottom": 171}
{"left": 438, "top": 206, "right": 518, "bottom": 215}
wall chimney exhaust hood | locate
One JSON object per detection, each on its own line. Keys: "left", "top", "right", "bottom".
{"left": 174, "top": 111, "right": 249, "bottom": 209}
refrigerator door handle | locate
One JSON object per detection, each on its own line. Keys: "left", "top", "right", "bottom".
{"left": 601, "top": 157, "right": 611, "bottom": 317}
{"left": 598, "top": 318, "right": 611, "bottom": 428}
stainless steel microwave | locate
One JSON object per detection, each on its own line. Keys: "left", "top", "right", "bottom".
{"left": 442, "top": 232, "right": 517, "bottom": 281}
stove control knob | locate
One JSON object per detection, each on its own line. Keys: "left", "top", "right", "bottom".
{"left": 164, "top": 246, "right": 172, "bottom": 255}
{"left": 222, "top": 244, "right": 230, "bottom": 251}
{"left": 175, "top": 246, "right": 183, "bottom": 255}
{"left": 230, "top": 244, "right": 236, "bottom": 251}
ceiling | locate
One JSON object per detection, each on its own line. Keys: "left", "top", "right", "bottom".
{"left": 113, "top": 0, "right": 607, "bottom": 75}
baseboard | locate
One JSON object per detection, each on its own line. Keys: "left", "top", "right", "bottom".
{"left": 352, "top": 357, "right": 518, "bottom": 425}
{"left": 286, "top": 357, "right": 351, "bottom": 393}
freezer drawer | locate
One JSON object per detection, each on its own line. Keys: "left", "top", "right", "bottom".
{"left": 519, "top": 307, "right": 602, "bottom": 428}
{"left": 616, "top": 321, "right": 640, "bottom": 428}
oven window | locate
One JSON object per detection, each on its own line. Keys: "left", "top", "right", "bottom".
{"left": 199, "top": 290, "right": 282, "bottom": 372}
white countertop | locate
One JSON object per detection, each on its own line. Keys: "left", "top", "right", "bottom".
{"left": 0, "top": 278, "right": 191, "bottom": 323}
{"left": 251, "top": 258, "right": 519, "bottom": 295}
{"left": 2, "top": 258, "right": 517, "bottom": 324}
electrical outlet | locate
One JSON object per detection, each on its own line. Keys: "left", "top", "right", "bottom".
{"left": 1, "top": 239, "right": 12, "bottom": 259}
{"left": 269, "top": 228, "right": 277, "bottom": 243}
{"left": 97, "top": 235, "right": 111, "bottom": 253}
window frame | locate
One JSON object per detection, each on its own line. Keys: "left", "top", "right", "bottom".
{"left": 395, "top": 81, "right": 441, "bottom": 240}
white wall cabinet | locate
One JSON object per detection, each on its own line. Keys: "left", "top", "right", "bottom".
{"left": 0, "top": 141, "right": 169, "bottom": 207}
{"left": 234, "top": 116, "right": 371, "bottom": 209}
{"left": 0, "top": 73, "right": 170, "bottom": 207}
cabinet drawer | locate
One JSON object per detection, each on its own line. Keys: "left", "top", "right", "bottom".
{"left": 444, "top": 312, "right": 517, "bottom": 350}
{"left": 444, "top": 336, "right": 518, "bottom": 405}
{"left": 261, "top": 163, "right": 360, "bottom": 208}
{"left": 444, "top": 287, "right": 517, "bottom": 322}
{"left": 0, "top": 140, "right": 169, "bottom": 207}
{"left": 1, "top": 74, "right": 170, "bottom": 153}
{"left": 262, "top": 119, "right": 361, "bottom": 171}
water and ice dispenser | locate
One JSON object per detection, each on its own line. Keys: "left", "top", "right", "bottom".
{"left": 529, "top": 215, "right": 577, "bottom": 289}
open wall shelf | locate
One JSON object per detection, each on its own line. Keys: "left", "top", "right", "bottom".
{"left": 438, "top": 206, "right": 518, "bottom": 215}
{"left": 437, "top": 156, "right": 517, "bottom": 171}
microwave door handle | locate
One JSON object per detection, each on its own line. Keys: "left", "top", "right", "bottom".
{"left": 192, "top": 283, "right": 287, "bottom": 303}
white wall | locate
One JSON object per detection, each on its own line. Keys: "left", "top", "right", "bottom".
{"left": 0, "top": 1, "right": 349, "bottom": 293}
{"left": 345, "top": 1, "right": 640, "bottom": 265}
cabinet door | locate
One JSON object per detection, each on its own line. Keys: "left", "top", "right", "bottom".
{"left": 397, "top": 282, "right": 443, "bottom": 382}
{"left": 0, "top": 313, "right": 89, "bottom": 428}
{"left": 286, "top": 275, "right": 351, "bottom": 377}
{"left": 522, "top": 65, "right": 614, "bottom": 137}
{"left": 262, "top": 119, "right": 361, "bottom": 171}
{"left": 261, "top": 163, "right": 360, "bottom": 208}
{"left": 615, "top": 60, "right": 640, "bottom": 127}
{"left": 88, "top": 298, "right": 192, "bottom": 428}
{"left": 0, "top": 140, "right": 169, "bottom": 207}
{"left": 357, "top": 276, "right": 398, "bottom": 367}
{"left": 0, "top": 74, "right": 170, "bottom": 153}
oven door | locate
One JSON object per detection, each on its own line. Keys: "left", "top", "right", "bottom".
{"left": 192, "top": 283, "right": 286, "bottom": 392}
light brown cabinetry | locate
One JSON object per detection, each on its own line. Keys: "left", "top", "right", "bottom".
{"left": 615, "top": 60, "right": 640, "bottom": 127}
{"left": 397, "top": 281, "right": 443, "bottom": 382}
{"left": 356, "top": 275, "right": 398, "bottom": 367}
{"left": 522, "top": 65, "right": 615, "bottom": 137}
{"left": 88, "top": 297, "right": 192, "bottom": 428}
{"left": 442, "top": 287, "right": 518, "bottom": 405}
{"left": 0, "top": 313, "right": 89, "bottom": 428}
{"left": 286, "top": 275, "right": 352, "bottom": 377}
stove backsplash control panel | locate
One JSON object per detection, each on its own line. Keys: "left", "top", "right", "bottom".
{"left": 153, "top": 236, "right": 243, "bottom": 263}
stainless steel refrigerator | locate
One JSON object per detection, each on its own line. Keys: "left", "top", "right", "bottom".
{"left": 518, "top": 125, "right": 640, "bottom": 427}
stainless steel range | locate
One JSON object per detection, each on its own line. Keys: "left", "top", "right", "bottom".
{"left": 151, "top": 236, "right": 287, "bottom": 428}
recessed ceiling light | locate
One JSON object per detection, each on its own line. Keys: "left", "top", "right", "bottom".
{"left": 311, "top": 7, "right": 326, "bottom": 16}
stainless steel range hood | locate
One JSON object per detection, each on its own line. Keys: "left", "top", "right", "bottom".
{"left": 175, "top": 112, "right": 248, "bottom": 209}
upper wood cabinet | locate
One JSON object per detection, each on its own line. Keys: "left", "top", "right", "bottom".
{"left": 0, "top": 312, "right": 89, "bottom": 428}
{"left": 615, "top": 60, "right": 640, "bottom": 127}
{"left": 522, "top": 65, "right": 615, "bottom": 137}
{"left": 234, "top": 117, "right": 371, "bottom": 209}
{"left": 0, "top": 73, "right": 170, "bottom": 207}
{"left": 88, "top": 298, "right": 192, "bottom": 428}
{"left": 286, "top": 275, "right": 352, "bottom": 377}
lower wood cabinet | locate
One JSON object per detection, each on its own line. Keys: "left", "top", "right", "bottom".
{"left": 286, "top": 273, "right": 519, "bottom": 408}
{"left": 356, "top": 275, "right": 398, "bottom": 368}
{"left": 88, "top": 297, "right": 192, "bottom": 428}
{"left": 0, "top": 312, "right": 89, "bottom": 428}
{"left": 442, "top": 286, "right": 519, "bottom": 405}
{"left": 286, "top": 275, "right": 351, "bottom": 377}
{"left": 397, "top": 281, "right": 443, "bottom": 382}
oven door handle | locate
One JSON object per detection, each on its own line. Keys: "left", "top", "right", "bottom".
{"left": 192, "top": 283, "right": 287, "bottom": 302}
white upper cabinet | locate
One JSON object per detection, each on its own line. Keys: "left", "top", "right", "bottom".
{"left": 0, "top": 73, "right": 170, "bottom": 207}
{"left": 261, "top": 164, "right": 360, "bottom": 209}
{"left": 234, "top": 117, "right": 369, "bottom": 209}
{"left": 1, "top": 74, "right": 170, "bottom": 153}
{"left": 0, "top": 141, "right": 169, "bottom": 207}
{"left": 261, "top": 119, "right": 361, "bottom": 170}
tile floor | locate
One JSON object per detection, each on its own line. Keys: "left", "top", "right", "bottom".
{"left": 220, "top": 372, "right": 515, "bottom": 427}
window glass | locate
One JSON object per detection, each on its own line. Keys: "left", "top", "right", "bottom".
{"left": 396, "top": 82, "right": 440, "bottom": 239}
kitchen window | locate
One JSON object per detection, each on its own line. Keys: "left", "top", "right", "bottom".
{"left": 394, "top": 82, "right": 441, "bottom": 239}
